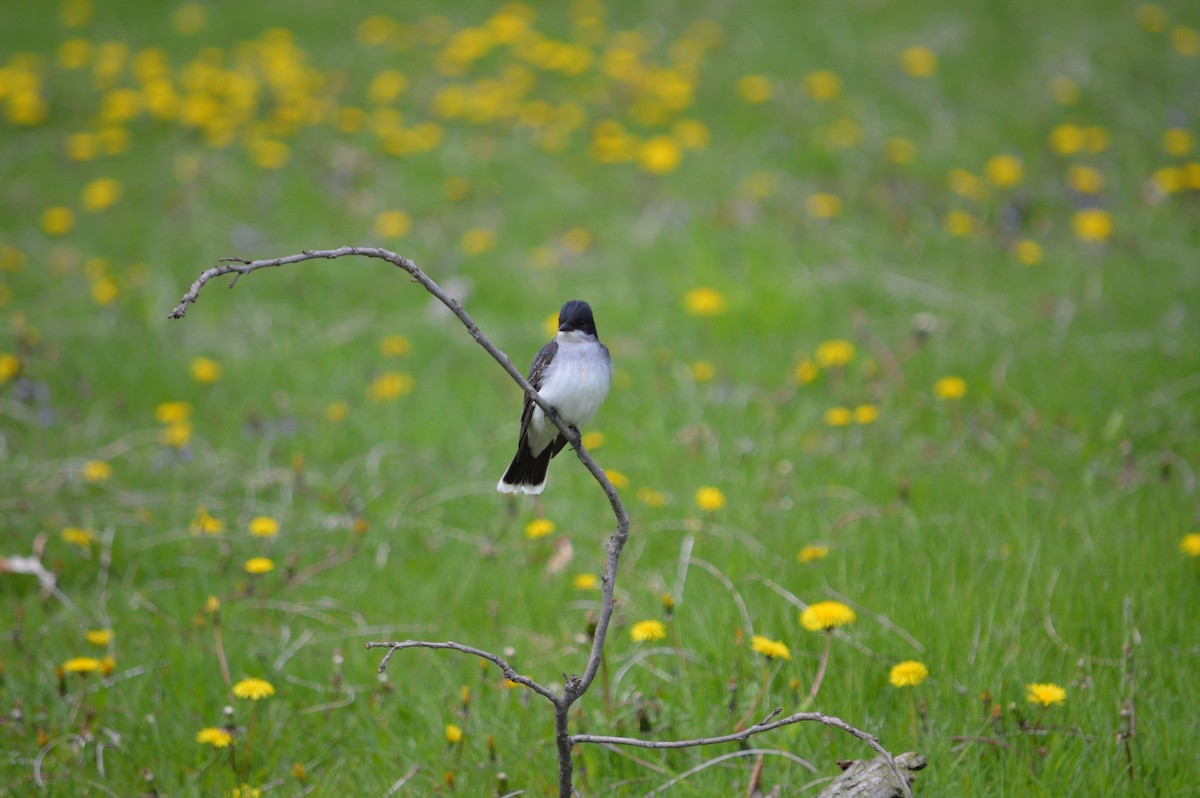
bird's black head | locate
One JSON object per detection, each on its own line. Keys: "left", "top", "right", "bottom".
{"left": 558, "top": 299, "right": 598, "bottom": 337}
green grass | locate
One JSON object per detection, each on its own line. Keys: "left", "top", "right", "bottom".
{"left": 3, "top": 0, "right": 1200, "bottom": 795}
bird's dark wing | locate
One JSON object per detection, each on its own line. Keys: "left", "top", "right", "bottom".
{"left": 518, "top": 340, "right": 557, "bottom": 442}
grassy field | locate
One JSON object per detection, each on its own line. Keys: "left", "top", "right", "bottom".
{"left": 3, "top": 0, "right": 1199, "bottom": 795}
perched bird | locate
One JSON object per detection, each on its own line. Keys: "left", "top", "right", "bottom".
{"left": 497, "top": 300, "right": 612, "bottom": 495}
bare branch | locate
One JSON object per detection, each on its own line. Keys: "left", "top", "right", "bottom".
{"left": 571, "top": 710, "right": 912, "bottom": 798}
{"left": 366, "top": 640, "right": 557, "bottom": 704}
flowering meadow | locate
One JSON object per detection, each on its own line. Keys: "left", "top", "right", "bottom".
{"left": 2, "top": 0, "right": 1199, "bottom": 794}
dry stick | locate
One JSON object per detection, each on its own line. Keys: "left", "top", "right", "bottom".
{"left": 171, "top": 248, "right": 906, "bottom": 798}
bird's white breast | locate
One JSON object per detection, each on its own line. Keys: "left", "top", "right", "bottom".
{"left": 529, "top": 332, "right": 612, "bottom": 446}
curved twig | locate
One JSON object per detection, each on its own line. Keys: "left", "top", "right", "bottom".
{"left": 365, "top": 640, "right": 557, "bottom": 703}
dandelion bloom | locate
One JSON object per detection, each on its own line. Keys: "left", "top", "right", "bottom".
{"left": 325, "top": 401, "right": 349, "bottom": 423}
{"left": 373, "top": 210, "right": 412, "bottom": 240}
{"left": 1067, "top": 165, "right": 1103, "bottom": 194}
{"left": 379, "top": 334, "right": 411, "bottom": 357}
{"left": 889, "top": 660, "right": 929, "bottom": 688}
{"left": 190, "top": 356, "right": 221, "bottom": 384}
{"left": 798, "top": 545, "right": 830, "bottom": 563}
{"left": 524, "top": 518, "right": 555, "bottom": 539}
{"left": 900, "top": 46, "right": 937, "bottom": 77}
{"left": 683, "top": 287, "right": 727, "bottom": 316}
{"left": 736, "top": 74, "right": 772, "bottom": 104}
{"left": 1015, "top": 240, "right": 1043, "bottom": 266}
{"left": 1025, "top": 682, "right": 1066, "bottom": 707}
{"left": 794, "top": 358, "right": 818, "bottom": 384}
{"left": 1072, "top": 209, "right": 1112, "bottom": 243}
{"left": 243, "top": 557, "right": 275, "bottom": 575}
{"left": 444, "top": 723, "right": 464, "bottom": 744}
{"left": 695, "top": 486, "right": 726, "bottom": 511}
{"left": 943, "top": 210, "right": 974, "bottom": 237}
{"left": 1180, "top": 533, "right": 1200, "bottom": 557}
{"left": 581, "top": 431, "right": 605, "bottom": 449}
{"left": 603, "top": 469, "right": 630, "bottom": 489}
{"left": 62, "top": 656, "right": 102, "bottom": 673}
{"left": 814, "top": 339, "right": 855, "bottom": 368}
{"left": 233, "top": 677, "right": 275, "bottom": 701}
{"left": 86, "top": 629, "right": 113, "bottom": 646}
{"left": 573, "top": 573, "right": 599, "bottom": 589}
{"left": 690, "top": 360, "right": 716, "bottom": 383}
{"left": 637, "top": 487, "right": 668, "bottom": 508}
{"left": 248, "top": 516, "right": 279, "bottom": 537}
{"left": 886, "top": 137, "right": 916, "bottom": 165}
{"left": 369, "top": 371, "right": 414, "bottom": 401}
{"left": 41, "top": 206, "right": 76, "bottom": 236}
{"left": 933, "top": 376, "right": 967, "bottom": 400}
{"left": 82, "top": 460, "right": 111, "bottom": 482}
{"left": 638, "top": 135, "right": 683, "bottom": 175}
{"left": 81, "top": 177, "right": 122, "bottom": 212}
{"left": 985, "top": 154, "right": 1023, "bottom": 188}
{"left": 62, "top": 527, "right": 97, "bottom": 549}
{"left": 196, "top": 727, "right": 234, "bottom": 748}
{"left": 854, "top": 404, "right": 879, "bottom": 425}
{"left": 1048, "top": 123, "right": 1085, "bottom": 156}
{"left": 751, "top": 635, "right": 791, "bottom": 660}
{"left": 823, "top": 407, "right": 852, "bottom": 427}
{"left": 630, "top": 620, "right": 666, "bottom": 642}
{"left": 155, "top": 401, "right": 192, "bottom": 423}
{"left": 804, "top": 69, "right": 841, "bottom": 101}
{"left": 461, "top": 228, "right": 497, "bottom": 255}
{"left": 801, "top": 601, "right": 856, "bottom": 632}
{"left": 0, "top": 353, "right": 20, "bottom": 382}
{"left": 806, "top": 193, "right": 841, "bottom": 219}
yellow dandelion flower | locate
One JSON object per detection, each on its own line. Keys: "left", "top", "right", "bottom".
{"left": 196, "top": 727, "right": 234, "bottom": 748}
{"left": 41, "top": 207, "right": 76, "bottom": 236}
{"left": 368, "top": 70, "right": 409, "bottom": 105}
{"left": 943, "top": 210, "right": 975, "bottom": 237}
{"left": 900, "top": 46, "right": 937, "bottom": 77}
{"left": 823, "top": 406, "right": 852, "bottom": 427}
{"left": 751, "top": 635, "right": 791, "bottom": 660}
{"left": 806, "top": 192, "right": 841, "bottom": 219}
{"left": 736, "top": 74, "right": 772, "bottom": 104}
{"left": 62, "top": 527, "right": 97, "bottom": 549}
{"left": 1172, "top": 26, "right": 1199, "bottom": 56}
{"left": 934, "top": 375, "right": 967, "bottom": 400}
{"left": 853, "top": 404, "right": 879, "bottom": 425}
{"left": 948, "top": 168, "right": 986, "bottom": 200}
{"left": 630, "top": 620, "right": 666, "bottom": 642}
{"left": 445, "top": 723, "right": 463, "bottom": 744}
{"left": 1050, "top": 76, "right": 1079, "bottom": 105}
{"left": 160, "top": 420, "right": 192, "bottom": 447}
{"left": 205, "top": 595, "right": 221, "bottom": 614}
{"left": 1015, "top": 240, "right": 1043, "bottom": 266}
{"left": 155, "top": 401, "right": 192, "bottom": 424}
{"left": 886, "top": 137, "right": 917, "bottom": 165}
{"left": 62, "top": 656, "right": 103, "bottom": 674}
{"left": 637, "top": 135, "right": 683, "bottom": 175}
{"left": 524, "top": 518, "right": 555, "bottom": 539}
{"left": 1137, "top": 4, "right": 1167, "bottom": 33}
{"left": 1153, "top": 166, "right": 1185, "bottom": 194}
{"left": 580, "top": 431, "right": 605, "bottom": 449}
{"left": 1025, "top": 682, "right": 1066, "bottom": 707}
{"left": 1162, "top": 128, "right": 1193, "bottom": 157}
{"left": 82, "top": 460, "right": 111, "bottom": 483}
{"left": 673, "top": 119, "right": 710, "bottom": 150}
{"left": 605, "top": 469, "right": 630, "bottom": 489}
{"left": 86, "top": 629, "right": 113, "bottom": 647}
{"left": 248, "top": 516, "right": 279, "bottom": 538}
{"left": 0, "top": 353, "right": 19, "bottom": 383}
{"left": 889, "top": 660, "right": 929, "bottom": 688}
{"left": 690, "top": 360, "right": 716, "bottom": 383}
{"left": 985, "top": 154, "right": 1023, "bottom": 188}
{"left": 191, "top": 506, "right": 225, "bottom": 535}
{"left": 1179, "top": 533, "right": 1200, "bottom": 557}
{"left": 801, "top": 601, "right": 856, "bottom": 631}
{"left": 66, "top": 132, "right": 98, "bottom": 161}
{"left": 793, "top": 358, "right": 819, "bottom": 385}
{"left": 190, "top": 356, "right": 221, "bottom": 385}
{"left": 100, "top": 656, "right": 116, "bottom": 676}
{"left": 637, "top": 487, "right": 668, "bottom": 508}
{"left": 683, "top": 286, "right": 727, "bottom": 316}
{"left": 814, "top": 339, "right": 854, "bottom": 368}
{"left": 695, "top": 486, "right": 725, "bottom": 511}
{"left": 91, "top": 275, "right": 118, "bottom": 306}
{"left": 1072, "top": 208, "right": 1112, "bottom": 243}
{"left": 804, "top": 69, "right": 841, "bottom": 101}
{"left": 798, "top": 545, "right": 829, "bottom": 563}
{"left": 1049, "top": 124, "right": 1085, "bottom": 156}
{"left": 82, "top": 178, "right": 122, "bottom": 212}
{"left": 232, "top": 677, "right": 275, "bottom": 701}
{"left": 377, "top": 334, "right": 411, "bottom": 357}
{"left": 324, "top": 401, "right": 349, "bottom": 422}
{"left": 243, "top": 557, "right": 275, "bottom": 575}
{"left": 229, "top": 784, "right": 261, "bottom": 798}
{"left": 1067, "top": 164, "right": 1104, "bottom": 194}
{"left": 369, "top": 371, "right": 414, "bottom": 402}
{"left": 173, "top": 3, "right": 207, "bottom": 35}
{"left": 373, "top": 210, "right": 412, "bottom": 240}
{"left": 461, "top": 228, "right": 497, "bottom": 256}
{"left": 573, "top": 573, "right": 599, "bottom": 590}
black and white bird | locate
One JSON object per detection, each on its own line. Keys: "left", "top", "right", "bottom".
{"left": 497, "top": 300, "right": 613, "bottom": 495}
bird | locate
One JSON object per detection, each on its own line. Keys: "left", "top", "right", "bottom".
{"left": 497, "top": 300, "right": 613, "bottom": 495}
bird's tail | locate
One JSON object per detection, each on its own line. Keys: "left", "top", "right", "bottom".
{"left": 497, "top": 444, "right": 555, "bottom": 494}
